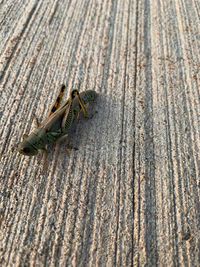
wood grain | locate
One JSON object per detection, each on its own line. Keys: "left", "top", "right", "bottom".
{"left": 0, "top": 0, "right": 199, "bottom": 266}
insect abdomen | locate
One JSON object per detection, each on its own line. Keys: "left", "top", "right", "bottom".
{"left": 73, "top": 90, "right": 97, "bottom": 117}
{"left": 81, "top": 90, "right": 97, "bottom": 105}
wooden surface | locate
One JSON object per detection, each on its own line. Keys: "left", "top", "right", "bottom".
{"left": 0, "top": 0, "right": 199, "bottom": 266}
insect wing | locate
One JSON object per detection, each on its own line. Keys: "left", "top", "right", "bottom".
{"left": 42, "top": 100, "right": 71, "bottom": 133}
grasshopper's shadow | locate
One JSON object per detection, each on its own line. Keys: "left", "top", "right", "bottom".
{"left": 66, "top": 93, "right": 107, "bottom": 154}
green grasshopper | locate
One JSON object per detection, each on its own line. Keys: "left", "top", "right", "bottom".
{"left": 17, "top": 85, "right": 97, "bottom": 169}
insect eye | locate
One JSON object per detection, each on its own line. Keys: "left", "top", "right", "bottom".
{"left": 23, "top": 147, "right": 30, "bottom": 153}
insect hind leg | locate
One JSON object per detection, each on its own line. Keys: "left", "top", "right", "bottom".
{"left": 46, "top": 84, "right": 66, "bottom": 117}
{"left": 76, "top": 93, "right": 94, "bottom": 119}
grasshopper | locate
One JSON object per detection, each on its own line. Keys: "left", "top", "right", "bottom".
{"left": 17, "top": 85, "right": 97, "bottom": 169}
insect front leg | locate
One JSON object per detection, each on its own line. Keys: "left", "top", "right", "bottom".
{"left": 22, "top": 134, "right": 29, "bottom": 141}
{"left": 33, "top": 115, "right": 42, "bottom": 127}
{"left": 41, "top": 147, "right": 48, "bottom": 171}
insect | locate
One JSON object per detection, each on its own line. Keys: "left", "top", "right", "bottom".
{"left": 17, "top": 85, "right": 97, "bottom": 169}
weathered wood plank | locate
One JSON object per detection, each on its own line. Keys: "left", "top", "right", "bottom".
{"left": 0, "top": 0, "right": 199, "bottom": 266}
